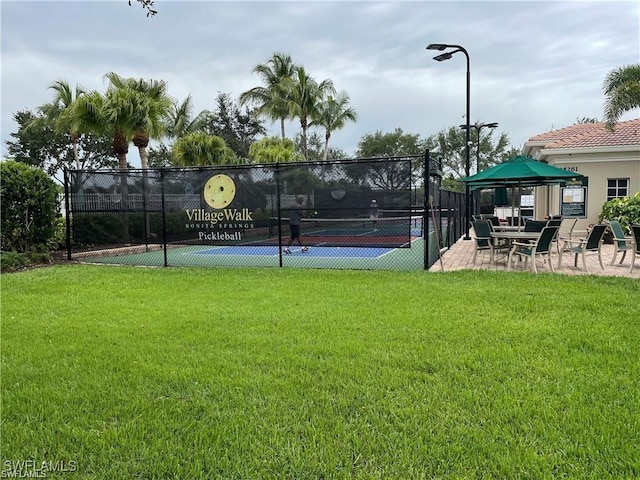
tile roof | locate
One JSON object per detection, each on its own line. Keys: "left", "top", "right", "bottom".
{"left": 528, "top": 118, "right": 640, "bottom": 149}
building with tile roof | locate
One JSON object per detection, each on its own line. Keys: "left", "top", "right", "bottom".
{"left": 522, "top": 118, "right": 640, "bottom": 230}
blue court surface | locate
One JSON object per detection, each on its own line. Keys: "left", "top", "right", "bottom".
{"left": 189, "top": 245, "right": 395, "bottom": 258}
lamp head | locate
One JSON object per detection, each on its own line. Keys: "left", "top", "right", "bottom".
{"left": 433, "top": 52, "right": 452, "bottom": 62}
{"left": 426, "top": 43, "right": 448, "bottom": 51}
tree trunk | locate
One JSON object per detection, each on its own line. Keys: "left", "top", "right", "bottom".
{"left": 113, "top": 132, "right": 129, "bottom": 169}
{"left": 133, "top": 131, "right": 150, "bottom": 169}
{"left": 323, "top": 129, "right": 331, "bottom": 161}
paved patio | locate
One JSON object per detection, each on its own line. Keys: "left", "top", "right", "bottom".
{"left": 429, "top": 232, "right": 639, "bottom": 278}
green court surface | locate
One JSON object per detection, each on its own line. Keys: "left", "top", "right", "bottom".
{"left": 75, "top": 237, "right": 431, "bottom": 270}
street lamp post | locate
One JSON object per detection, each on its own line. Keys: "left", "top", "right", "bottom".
{"left": 426, "top": 43, "right": 472, "bottom": 240}
{"left": 460, "top": 122, "right": 499, "bottom": 215}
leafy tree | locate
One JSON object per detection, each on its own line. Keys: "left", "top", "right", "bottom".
{"left": 287, "top": 66, "right": 336, "bottom": 161}
{"left": 202, "top": 93, "right": 266, "bottom": 160}
{"left": 165, "top": 94, "right": 210, "bottom": 139}
{"left": 104, "top": 72, "right": 173, "bottom": 169}
{"left": 6, "top": 110, "right": 116, "bottom": 180}
{"left": 248, "top": 137, "right": 298, "bottom": 163}
{"left": 240, "top": 52, "right": 297, "bottom": 139}
{"left": 292, "top": 132, "right": 323, "bottom": 161}
{"left": 310, "top": 91, "right": 357, "bottom": 160}
{"left": 1, "top": 161, "right": 59, "bottom": 252}
{"left": 356, "top": 128, "right": 426, "bottom": 158}
{"left": 425, "top": 124, "right": 512, "bottom": 189}
{"left": 345, "top": 128, "right": 427, "bottom": 189}
{"left": 344, "top": 128, "right": 424, "bottom": 190}
{"left": 603, "top": 64, "right": 640, "bottom": 131}
{"left": 172, "top": 132, "right": 237, "bottom": 166}
{"left": 147, "top": 143, "right": 173, "bottom": 168}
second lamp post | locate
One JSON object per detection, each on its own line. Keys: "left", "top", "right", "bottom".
{"left": 460, "top": 122, "right": 499, "bottom": 215}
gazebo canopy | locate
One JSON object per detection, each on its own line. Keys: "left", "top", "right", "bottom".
{"left": 461, "top": 155, "right": 587, "bottom": 191}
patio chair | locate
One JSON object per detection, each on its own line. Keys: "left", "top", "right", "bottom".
{"left": 546, "top": 218, "right": 563, "bottom": 253}
{"left": 557, "top": 224, "right": 608, "bottom": 273}
{"left": 510, "top": 225, "right": 559, "bottom": 273}
{"left": 524, "top": 220, "right": 547, "bottom": 232}
{"left": 607, "top": 220, "right": 632, "bottom": 266}
{"left": 471, "top": 220, "right": 495, "bottom": 264}
{"left": 483, "top": 215, "right": 501, "bottom": 227}
{"left": 629, "top": 225, "right": 640, "bottom": 274}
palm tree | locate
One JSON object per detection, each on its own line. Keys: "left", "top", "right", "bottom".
{"left": 105, "top": 72, "right": 173, "bottom": 169}
{"left": 239, "top": 52, "right": 296, "bottom": 139}
{"left": 248, "top": 136, "right": 298, "bottom": 163}
{"left": 172, "top": 132, "right": 237, "bottom": 166}
{"left": 45, "top": 80, "right": 86, "bottom": 166}
{"left": 310, "top": 91, "right": 358, "bottom": 161}
{"left": 69, "top": 88, "right": 138, "bottom": 169}
{"left": 165, "top": 94, "right": 211, "bottom": 139}
{"left": 26, "top": 80, "right": 86, "bottom": 168}
{"left": 287, "top": 66, "right": 336, "bottom": 161}
{"left": 603, "top": 64, "right": 640, "bottom": 131}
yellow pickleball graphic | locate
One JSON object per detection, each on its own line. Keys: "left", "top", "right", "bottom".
{"left": 203, "top": 174, "right": 236, "bottom": 209}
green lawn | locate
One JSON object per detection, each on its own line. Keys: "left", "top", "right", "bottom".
{"left": 1, "top": 265, "right": 639, "bottom": 479}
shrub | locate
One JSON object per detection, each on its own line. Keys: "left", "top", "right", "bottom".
{"left": 0, "top": 251, "right": 51, "bottom": 273}
{"left": 0, "top": 161, "right": 60, "bottom": 252}
{"left": 48, "top": 216, "right": 67, "bottom": 251}
{"left": 599, "top": 192, "right": 640, "bottom": 234}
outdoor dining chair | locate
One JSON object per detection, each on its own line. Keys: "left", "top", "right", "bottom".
{"left": 510, "top": 225, "right": 559, "bottom": 273}
{"left": 471, "top": 220, "right": 495, "bottom": 264}
{"left": 607, "top": 220, "right": 633, "bottom": 266}
{"left": 557, "top": 223, "right": 608, "bottom": 273}
{"left": 546, "top": 217, "right": 563, "bottom": 253}
{"left": 629, "top": 225, "right": 640, "bottom": 274}
{"left": 524, "top": 220, "right": 547, "bottom": 232}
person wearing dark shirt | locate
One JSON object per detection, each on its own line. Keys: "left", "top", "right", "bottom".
{"left": 283, "top": 195, "right": 309, "bottom": 254}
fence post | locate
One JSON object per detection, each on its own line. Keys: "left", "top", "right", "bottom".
{"left": 64, "top": 168, "right": 72, "bottom": 260}
{"left": 424, "top": 150, "right": 430, "bottom": 270}
{"left": 275, "top": 163, "right": 283, "bottom": 267}
{"left": 160, "top": 169, "right": 168, "bottom": 268}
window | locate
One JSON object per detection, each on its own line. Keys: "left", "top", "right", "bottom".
{"left": 607, "top": 178, "right": 629, "bottom": 201}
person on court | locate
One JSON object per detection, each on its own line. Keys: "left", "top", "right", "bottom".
{"left": 369, "top": 199, "right": 379, "bottom": 230}
{"left": 283, "top": 195, "right": 309, "bottom": 254}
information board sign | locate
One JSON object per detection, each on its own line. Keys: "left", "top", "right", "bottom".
{"left": 560, "top": 186, "right": 587, "bottom": 218}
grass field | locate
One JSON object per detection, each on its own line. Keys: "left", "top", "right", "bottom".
{"left": 1, "top": 265, "right": 639, "bottom": 479}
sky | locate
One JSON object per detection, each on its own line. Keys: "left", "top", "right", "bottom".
{"left": 1, "top": 0, "right": 639, "bottom": 167}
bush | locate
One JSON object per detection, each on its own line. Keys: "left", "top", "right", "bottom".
{"left": 48, "top": 216, "right": 67, "bottom": 251}
{"left": 0, "top": 161, "right": 60, "bottom": 252}
{"left": 599, "top": 192, "right": 640, "bottom": 234}
{"left": 0, "top": 251, "right": 51, "bottom": 273}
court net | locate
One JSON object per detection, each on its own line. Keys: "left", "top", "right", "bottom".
{"left": 268, "top": 215, "right": 423, "bottom": 248}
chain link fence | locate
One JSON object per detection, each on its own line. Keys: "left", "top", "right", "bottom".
{"left": 65, "top": 154, "right": 465, "bottom": 270}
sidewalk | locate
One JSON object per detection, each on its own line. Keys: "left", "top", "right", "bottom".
{"left": 429, "top": 235, "right": 639, "bottom": 277}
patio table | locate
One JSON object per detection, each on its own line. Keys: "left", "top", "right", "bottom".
{"left": 491, "top": 231, "right": 542, "bottom": 269}
{"left": 491, "top": 225, "right": 522, "bottom": 232}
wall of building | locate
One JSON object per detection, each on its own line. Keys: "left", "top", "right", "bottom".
{"left": 532, "top": 150, "right": 639, "bottom": 231}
